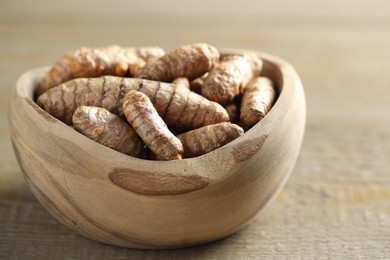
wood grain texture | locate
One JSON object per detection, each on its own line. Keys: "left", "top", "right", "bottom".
{"left": 1, "top": 0, "right": 389, "bottom": 258}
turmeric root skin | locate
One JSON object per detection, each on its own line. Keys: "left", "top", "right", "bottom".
{"left": 37, "top": 76, "right": 229, "bottom": 130}
{"left": 136, "top": 43, "right": 220, "bottom": 82}
{"left": 201, "top": 54, "right": 263, "bottom": 105}
{"left": 177, "top": 122, "right": 244, "bottom": 158}
{"left": 36, "top": 45, "right": 165, "bottom": 97}
{"left": 123, "top": 91, "right": 183, "bottom": 161}
{"left": 240, "top": 77, "right": 276, "bottom": 128}
{"left": 72, "top": 106, "right": 146, "bottom": 158}
{"left": 172, "top": 77, "right": 190, "bottom": 89}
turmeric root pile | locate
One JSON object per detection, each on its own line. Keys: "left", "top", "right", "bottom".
{"left": 36, "top": 43, "right": 277, "bottom": 160}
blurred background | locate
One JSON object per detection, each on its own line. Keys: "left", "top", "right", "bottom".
{"left": 1, "top": 0, "right": 389, "bottom": 258}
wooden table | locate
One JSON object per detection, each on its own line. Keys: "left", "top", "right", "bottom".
{"left": 1, "top": 1, "right": 389, "bottom": 258}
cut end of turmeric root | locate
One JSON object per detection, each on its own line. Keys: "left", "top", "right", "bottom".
{"left": 35, "top": 43, "right": 277, "bottom": 161}
{"left": 173, "top": 154, "right": 183, "bottom": 160}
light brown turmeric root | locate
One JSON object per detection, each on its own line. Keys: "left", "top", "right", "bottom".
{"left": 37, "top": 77, "right": 115, "bottom": 124}
{"left": 177, "top": 122, "right": 244, "bottom": 158}
{"left": 72, "top": 106, "right": 146, "bottom": 158}
{"left": 136, "top": 43, "right": 219, "bottom": 82}
{"left": 172, "top": 77, "right": 190, "bottom": 89}
{"left": 123, "top": 90, "right": 183, "bottom": 160}
{"left": 240, "top": 77, "right": 276, "bottom": 128}
{"left": 201, "top": 54, "right": 263, "bottom": 105}
{"left": 36, "top": 45, "right": 165, "bottom": 97}
{"left": 37, "top": 76, "right": 229, "bottom": 130}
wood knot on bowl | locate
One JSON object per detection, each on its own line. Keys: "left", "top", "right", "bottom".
{"left": 108, "top": 168, "right": 209, "bottom": 196}
{"left": 231, "top": 134, "right": 268, "bottom": 163}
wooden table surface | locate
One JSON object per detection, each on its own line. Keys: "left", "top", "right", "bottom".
{"left": 1, "top": 1, "right": 389, "bottom": 259}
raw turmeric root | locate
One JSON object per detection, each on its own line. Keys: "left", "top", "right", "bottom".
{"left": 136, "top": 43, "right": 219, "bottom": 82}
{"left": 123, "top": 90, "right": 183, "bottom": 161}
{"left": 36, "top": 76, "right": 229, "bottom": 130}
{"left": 37, "top": 77, "right": 114, "bottom": 124}
{"left": 177, "top": 122, "right": 244, "bottom": 158}
{"left": 72, "top": 106, "right": 146, "bottom": 158}
{"left": 240, "top": 77, "right": 276, "bottom": 128}
{"left": 35, "top": 43, "right": 278, "bottom": 160}
{"left": 36, "top": 45, "right": 165, "bottom": 97}
{"left": 172, "top": 77, "right": 190, "bottom": 89}
{"left": 201, "top": 54, "right": 263, "bottom": 105}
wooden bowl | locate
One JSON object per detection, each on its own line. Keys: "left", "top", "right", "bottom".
{"left": 8, "top": 49, "right": 306, "bottom": 249}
